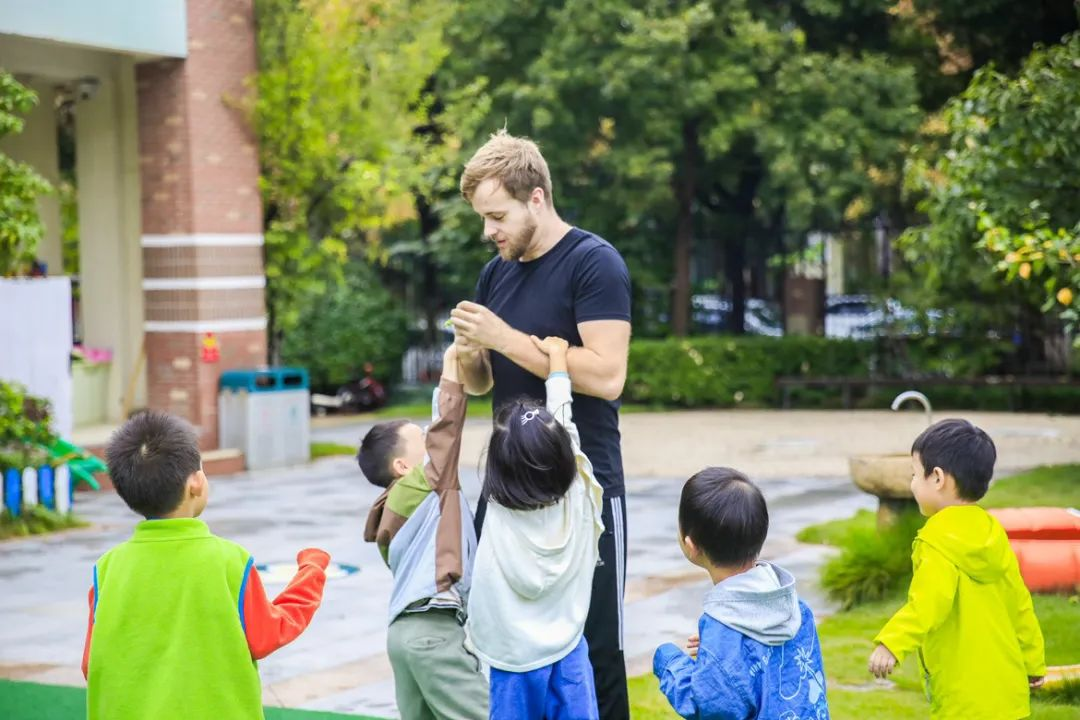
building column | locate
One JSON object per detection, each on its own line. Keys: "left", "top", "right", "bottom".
{"left": 78, "top": 57, "right": 146, "bottom": 423}
{"left": 136, "top": 0, "right": 266, "bottom": 449}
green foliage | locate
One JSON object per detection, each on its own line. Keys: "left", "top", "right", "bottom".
{"left": 0, "top": 506, "right": 87, "bottom": 540}
{"left": 627, "top": 336, "right": 871, "bottom": 407}
{"left": 625, "top": 334, "right": 1080, "bottom": 411}
{"left": 819, "top": 509, "right": 925, "bottom": 610}
{"left": 0, "top": 72, "right": 52, "bottom": 277}
{"left": 279, "top": 264, "right": 409, "bottom": 390}
{"left": 432, "top": 1, "right": 925, "bottom": 334}
{"left": 900, "top": 33, "right": 1080, "bottom": 340}
{"left": 249, "top": 0, "right": 451, "bottom": 354}
{"left": 0, "top": 381, "right": 58, "bottom": 469}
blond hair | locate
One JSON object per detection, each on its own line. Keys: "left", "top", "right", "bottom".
{"left": 460, "top": 129, "right": 553, "bottom": 205}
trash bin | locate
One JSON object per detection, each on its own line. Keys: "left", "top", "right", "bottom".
{"left": 218, "top": 368, "right": 310, "bottom": 470}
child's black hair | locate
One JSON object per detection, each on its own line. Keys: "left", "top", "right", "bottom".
{"left": 679, "top": 467, "right": 769, "bottom": 567}
{"left": 483, "top": 398, "right": 576, "bottom": 511}
{"left": 105, "top": 410, "right": 202, "bottom": 518}
{"left": 357, "top": 420, "right": 409, "bottom": 488}
{"left": 911, "top": 418, "right": 997, "bottom": 501}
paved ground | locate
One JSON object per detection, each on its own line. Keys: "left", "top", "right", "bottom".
{"left": 314, "top": 406, "right": 1080, "bottom": 480}
{"left": 5, "top": 407, "right": 1079, "bottom": 718}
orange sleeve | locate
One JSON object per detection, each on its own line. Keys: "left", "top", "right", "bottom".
{"left": 81, "top": 585, "right": 94, "bottom": 680}
{"left": 241, "top": 549, "right": 330, "bottom": 660}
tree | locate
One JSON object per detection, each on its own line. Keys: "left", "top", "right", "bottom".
{"left": 0, "top": 72, "right": 51, "bottom": 277}
{"left": 902, "top": 33, "right": 1080, "bottom": 342}
{"left": 248, "top": 0, "right": 451, "bottom": 359}
{"left": 434, "top": 1, "right": 921, "bottom": 335}
{"left": 279, "top": 262, "right": 410, "bottom": 389}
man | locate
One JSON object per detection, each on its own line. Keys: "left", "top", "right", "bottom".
{"left": 450, "top": 129, "right": 632, "bottom": 719}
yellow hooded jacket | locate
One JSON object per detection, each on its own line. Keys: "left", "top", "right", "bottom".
{"left": 875, "top": 505, "right": 1046, "bottom": 719}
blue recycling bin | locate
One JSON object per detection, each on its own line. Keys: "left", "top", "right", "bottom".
{"left": 218, "top": 368, "right": 311, "bottom": 470}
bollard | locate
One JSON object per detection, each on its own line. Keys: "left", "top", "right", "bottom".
{"left": 4, "top": 467, "right": 22, "bottom": 517}
{"left": 55, "top": 465, "right": 72, "bottom": 514}
{"left": 22, "top": 467, "right": 39, "bottom": 507}
{"left": 38, "top": 466, "right": 56, "bottom": 510}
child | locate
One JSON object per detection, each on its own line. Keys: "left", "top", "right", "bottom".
{"left": 360, "top": 344, "right": 488, "bottom": 720}
{"left": 83, "top": 411, "right": 330, "bottom": 720}
{"left": 868, "top": 419, "right": 1046, "bottom": 718}
{"left": 653, "top": 467, "right": 830, "bottom": 719}
{"left": 466, "top": 335, "right": 606, "bottom": 720}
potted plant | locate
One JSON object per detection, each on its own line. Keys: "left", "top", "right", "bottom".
{"left": 71, "top": 345, "right": 113, "bottom": 427}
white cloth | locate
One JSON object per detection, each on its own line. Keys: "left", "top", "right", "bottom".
{"left": 466, "top": 374, "right": 605, "bottom": 672}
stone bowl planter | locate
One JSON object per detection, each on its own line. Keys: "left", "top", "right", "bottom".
{"left": 849, "top": 454, "right": 919, "bottom": 527}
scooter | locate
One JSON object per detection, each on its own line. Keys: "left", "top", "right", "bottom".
{"left": 310, "top": 364, "right": 388, "bottom": 415}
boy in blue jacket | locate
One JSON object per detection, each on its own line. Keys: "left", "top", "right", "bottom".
{"left": 653, "top": 467, "right": 830, "bottom": 719}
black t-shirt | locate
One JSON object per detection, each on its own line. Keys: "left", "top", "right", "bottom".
{"left": 475, "top": 227, "right": 632, "bottom": 497}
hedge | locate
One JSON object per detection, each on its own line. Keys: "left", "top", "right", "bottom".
{"left": 625, "top": 335, "right": 1078, "bottom": 411}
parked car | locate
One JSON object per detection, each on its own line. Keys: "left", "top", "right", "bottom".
{"left": 825, "top": 294, "right": 943, "bottom": 339}
{"left": 690, "top": 295, "right": 783, "bottom": 336}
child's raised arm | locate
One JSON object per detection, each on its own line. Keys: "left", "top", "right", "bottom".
{"left": 530, "top": 335, "right": 580, "bottom": 445}
{"left": 424, "top": 345, "right": 468, "bottom": 494}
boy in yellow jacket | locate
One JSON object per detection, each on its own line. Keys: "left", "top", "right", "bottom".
{"left": 868, "top": 419, "right": 1046, "bottom": 719}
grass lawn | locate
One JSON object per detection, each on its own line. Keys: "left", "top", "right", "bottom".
{"left": 0, "top": 679, "right": 382, "bottom": 720}
{"left": 310, "top": 441, "right": 358, "bottom": 459}
{"left": 627, "top": 592, "right": 1080, "bottom": 719}
{"left": 796, "top": 464, "right": 1080, "bottom": 547}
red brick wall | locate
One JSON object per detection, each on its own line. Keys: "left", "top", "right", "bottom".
{"left": 146, "top": 330, "right": 266, "bottom": 449}
{"left": 137, "top": 0, "right": 268, "bottom": 450}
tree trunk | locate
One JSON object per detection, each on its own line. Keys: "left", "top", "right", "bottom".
{"left": 415, "top": 193, "right": 441, "bottom": 347}
{"left": 723, "top": 165, "right": 762, "bottom": 335}
{"left": 672, "top": 120, "right": 699, "bottom": 337}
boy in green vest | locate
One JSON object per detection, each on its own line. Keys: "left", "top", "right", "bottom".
{"left": 82, "top": 410, "right": 331, "bottom": 720}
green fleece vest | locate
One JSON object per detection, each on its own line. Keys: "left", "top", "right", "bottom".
{"left": 87, "top": 518, "right": 263, "bottom": 720}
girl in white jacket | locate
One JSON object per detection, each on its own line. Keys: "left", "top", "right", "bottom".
{"left": 466, "top": 335, "right": 606, "bottom": 720}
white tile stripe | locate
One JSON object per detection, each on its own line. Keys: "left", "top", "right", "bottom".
{"left": 141, "top": 233, "right": 264, "bottom": 248}
{"left": 142, "top": 276, "right": 266, "bottom": 291}
{"left": 613, "top": 495, "right": 626, "bottom": 651}
{"left": 143, "top": 317, "right": 268, "bottom": 333}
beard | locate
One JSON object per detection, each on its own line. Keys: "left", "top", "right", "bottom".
{"left": 497, "top": 215, "right": 538, "bottom": 261}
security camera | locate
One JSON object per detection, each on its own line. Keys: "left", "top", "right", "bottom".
{"left": 75, "top": 77, "right": 100, "bottom": 101}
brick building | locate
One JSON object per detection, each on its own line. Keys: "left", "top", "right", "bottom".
{"left": 1, "top": 0, "right": 267, "bottom": 451}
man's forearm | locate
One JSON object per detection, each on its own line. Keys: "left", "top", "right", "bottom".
{"left": 499, "top": 330, "right": 624, "bottom": 400}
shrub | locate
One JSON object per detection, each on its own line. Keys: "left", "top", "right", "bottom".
{"left": 625, "top": 334, "right": 1077, "bottom": 411}
{"left": 626, "top": 336, "right": 870, "bottom": 408}
{"left": 280, "top": 264, "right": 410, "bottom": 391}
{"left": 820, "top": 510, "right": 925, "bottom": 610}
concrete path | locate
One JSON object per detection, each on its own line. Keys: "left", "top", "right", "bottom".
{"left": 314, "top": 407, "right": 1080, "bottom": 480}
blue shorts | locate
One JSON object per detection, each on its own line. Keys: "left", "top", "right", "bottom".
{"left": 488, "top": 636, "right": 599, "bottom": 720}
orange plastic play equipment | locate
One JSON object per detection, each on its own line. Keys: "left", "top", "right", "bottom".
{"left": 986, "top": 508, "right": 1080, "bottom": 592}
{"left": 989, "top": 507, "right": 1080, "bottom": 540}
{"left": 1005, "top": 539, "right": 1080, "bottom": 592}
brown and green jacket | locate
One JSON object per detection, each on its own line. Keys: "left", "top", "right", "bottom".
{"left": 363, "top": 378, "right": 476, "bottom": 622}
